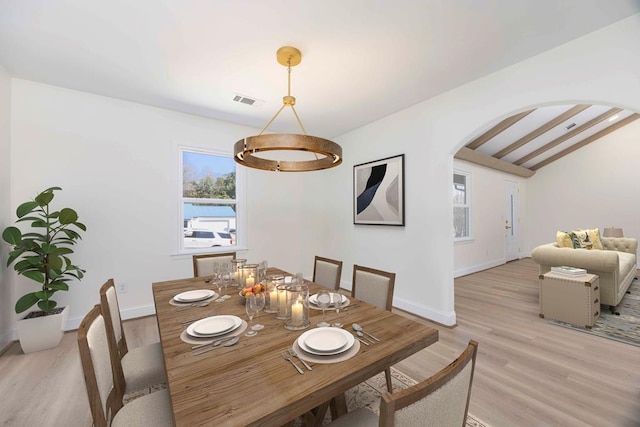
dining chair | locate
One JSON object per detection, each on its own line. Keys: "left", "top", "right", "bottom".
{"left": 352, "top": 264, "right": 396, "bottom": 391}
{"left": 193, "top": 251, "right": 236, "bottom": 277}
{"left": 312, "top": 256, "right": 343, "bottom": 290}
{"left": 77, "top": 304, "right": 173, "bottom": 427}
{"left": 100, "top": 279, "right": 167, "bottom": 397}
{"left": 328, "top": 340, "right": 479, "bottom": 427}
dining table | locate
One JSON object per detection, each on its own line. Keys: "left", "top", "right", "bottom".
{"left": 152, "top": 268, "right": 439, "bottom": 426}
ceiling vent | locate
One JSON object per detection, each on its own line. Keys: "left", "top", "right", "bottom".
{"left": 232, "top": 94, "right": 263, "bottom": 107}
{"left": 565, "top": 122, "right": 577, "bottom": 130}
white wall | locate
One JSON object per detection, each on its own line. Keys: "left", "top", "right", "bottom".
{"left": 0, "top": 65, "right": 12, "bottom": 349}
{"left": 327, "top": 14, "right": 640, "bottom": 325}
{"left": 9, "top": 80, "right": 315, "bottom": 331}
{"left": 453, "top": 160, "right": 527, "bottom": 277}
{"left": 527, "top": 119, "right": 640, "bottom": 252}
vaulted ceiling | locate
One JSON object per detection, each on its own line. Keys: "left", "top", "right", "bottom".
{"left": 455, "top": 105, "right": 640, "bottom": 177}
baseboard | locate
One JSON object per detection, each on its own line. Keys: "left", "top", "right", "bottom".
{"left": 0, "top": 330, "right": 15, "bottom": 355}
{"left": 455, "top": 258, "right": 506, "bottom": 278}
{"left": 392, "top": 296, "right": 456, "bottom": 326}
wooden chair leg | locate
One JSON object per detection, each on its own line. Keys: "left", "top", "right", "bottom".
{"left": 329, "top": 393, "right": 348, "bottom": 419}
{"left": 385, "top": 368, "right": 393, "bottom": 392}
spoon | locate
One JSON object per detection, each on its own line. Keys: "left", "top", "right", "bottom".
{"left": 192, "top": 335, "right": 236, "bottom": 350}
{"left": 352, "top": 323, "right": 380, "bottom": 342}
{"left": 192, "top": 336, "right": 239, "bottom": 355}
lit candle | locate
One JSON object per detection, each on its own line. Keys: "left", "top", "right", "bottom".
{"left": 292, "top": 301, "right": 303, "bottom": 326}
{"left": 279, "top": 289, "right": 287, "bottom": 316}
{"left": 269, "top": 288, "right": 278, "bottom": 309}
{"left": 246, "top": 276, "right": 255, "bottom": 287}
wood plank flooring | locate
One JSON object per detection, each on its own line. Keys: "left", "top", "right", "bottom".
{"left": 1, "top": 258, "right": 639, "bottom": 426}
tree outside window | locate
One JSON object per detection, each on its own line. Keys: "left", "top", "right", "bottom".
{"left": 453, "top": 171, "right": 471, "bottom": 239}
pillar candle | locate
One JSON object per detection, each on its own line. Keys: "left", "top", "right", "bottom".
{"left": 291, "top": 301, "right": 303, "bottom": 326}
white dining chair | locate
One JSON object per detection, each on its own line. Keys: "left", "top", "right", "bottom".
{"left": 328, "top": 340, "right": 479, "bottom": 427}
{"left": 77, "top": 304, "right": 173, "bottom": 427}
{"left": 352, "top": 264, "right": 396, "bottom": 391}
{"left": 100, "top": 279, "right": 167, "bottom": 397}
{"left": 312, "top": 256, "right": 343, "bottom": 290}
{"left": 193, "top": 252, "right": 236, "bottom": 277}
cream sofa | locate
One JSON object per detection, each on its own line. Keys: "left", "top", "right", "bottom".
{"left": 531, "top": 237, "right": 637, "bottom": 309}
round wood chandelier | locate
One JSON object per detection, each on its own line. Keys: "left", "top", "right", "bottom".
{"left": 234, "top": 47, "right": 342, "bottom": 172}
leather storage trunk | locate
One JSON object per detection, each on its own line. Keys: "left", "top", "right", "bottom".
{"left": 539, "top": 272, "right": 600, "bottom": 329}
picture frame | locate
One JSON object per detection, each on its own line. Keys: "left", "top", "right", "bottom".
{"left": 353, "top": 154, "right": 405, "bottom": 226}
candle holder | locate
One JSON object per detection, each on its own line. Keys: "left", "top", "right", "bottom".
{"left": 265, "top": 274, "right": 284, "bottom": 313}
{"left": 275, "top": 283, "right": 289, "bottom": 320}
{"left": 239, "top": 264, "right": 258, "bottom": 289}
{"left": 285, "top": 282, "right": 309, "bottom": 330}
{"left": 230, "top": 258, "right": 246, "bottom": 287}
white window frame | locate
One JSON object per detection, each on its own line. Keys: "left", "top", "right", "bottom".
{"left": 453, "top": 169, "right": 473, "bottom": 242}
{"left": 174, "top": 144, "right": 246, "bottom": 256}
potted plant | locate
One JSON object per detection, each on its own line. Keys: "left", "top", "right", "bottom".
{"left": 2, "top": 186, "right": 86, "bottom": 353}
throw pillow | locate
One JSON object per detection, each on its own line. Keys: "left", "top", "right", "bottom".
{"left": 571, "top": 228, "right": 603, "bottom": 250}
{"left": 556, "top": 231, "right": 574, "bottom": 248}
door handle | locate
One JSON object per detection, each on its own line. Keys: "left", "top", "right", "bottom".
{"left": 505, "top": 226, "right": 512, "bottom": 229}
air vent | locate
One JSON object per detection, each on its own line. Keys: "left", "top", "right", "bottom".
{"left": 565, "top": 122, "right": 576, "bottom": 130}
{"left": 232, "top": 94, "right": 263, "bottom": 107}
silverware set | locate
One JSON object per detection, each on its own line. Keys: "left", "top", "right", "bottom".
{"left": 281, "top": 352, "right": 304, "bottom": 374}
{"left": 191, "top": 336, "right": 239, "bottom": 355}
{"left": 175, "top": 300, "right": 211, "bottom": 311}
{"left": 352, "top": 323, "right": 380, "bottom": 345}
{"left": 288, "top": 347, "right": 312, "bottom": 371}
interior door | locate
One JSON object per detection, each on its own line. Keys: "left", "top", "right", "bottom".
{"left": 504, "top": 180, "right": 519, "bottom": 261}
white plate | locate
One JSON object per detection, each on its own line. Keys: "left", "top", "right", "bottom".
{"left": 309, "top": 293, "right": 346, "bottom": 306}
{"left": 187, "top": 315, "right": 242, "bottom": 337}
{"left": 174, "top": 289, "right": 215, "bottom": 303}
{"left": 298, "top": 327, "right": 355, "bottom": 355}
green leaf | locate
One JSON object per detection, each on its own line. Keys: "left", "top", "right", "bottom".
{"left": 48, "top": 255, "right": 64, "bottom": 270}
{"left": 16, "top": 201, "right": 39, "bottom": 218}
{"left": 15, "top": 293, "right": 39, "bottom": 314}
{"left": 22, "top": 270, "right": 45, "bottom": 283}
{"left": 41, "top": 186, "right": 62, "bottom": 193}
{"left": 35, "top": 190, "right": 55, "bottom": 207}
{"left": 41, "top": 243, "right": 55, "bottom": 254}
{"left": 52, "top": 247, "right": 73, "bottom": 255}
{"left": 47, "top": 282, "right": 68, "bottom": 291}
{"left": 38, "top": 300, "right": 57, "bottom": 313}
{"left": 35, "top": 290, "right": 55, "bottom": 299}
{"left": 2, "top": 226, "right": 22, "bottom": 245}
{"left": 74, "top": 222, "right": 87, "bottom": 232}
{"left": 58, "top": 208, "right": 78, "bottom": 225}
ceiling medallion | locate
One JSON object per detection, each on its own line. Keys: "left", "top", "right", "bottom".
{"left": 234, "top": 46, "right": 342, "bottom": 172}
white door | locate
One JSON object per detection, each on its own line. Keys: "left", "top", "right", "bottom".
{"left": 504, "top": 180, "right": 519, "bottom": 261}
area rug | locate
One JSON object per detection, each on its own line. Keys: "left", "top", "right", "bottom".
{"left": 313, "top": 367, "right": 490, "bottom": 426}
{"left": 549, "top": 278, "right": 640, "bottom": 347}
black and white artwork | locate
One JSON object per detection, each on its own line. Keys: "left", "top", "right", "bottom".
{"left": 353, "top": 154, "right": 405, "bottom": 226}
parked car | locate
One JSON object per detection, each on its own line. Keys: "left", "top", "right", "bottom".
{"left": 184, "top": 229, "right": 234, "bottom": 248}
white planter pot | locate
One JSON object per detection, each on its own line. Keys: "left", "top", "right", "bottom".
{"left": 16, "top": 305, "right": 70, "bottom": 354}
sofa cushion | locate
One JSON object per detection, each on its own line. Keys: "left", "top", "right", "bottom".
{"left": 556, "top": 231, "right": 574, "bottom": 248}
{"left": 571, "top": 228, "right": 603, "bottom": 250}
{"left": 618, "top": 251, "right": 636, "bottom": 280}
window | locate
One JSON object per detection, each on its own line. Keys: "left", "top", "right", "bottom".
{"left": 179, "top": 147, "right": 242, "bottom": 252}
{"left": 453, "top": 171, "right": 471, "bottom": 240}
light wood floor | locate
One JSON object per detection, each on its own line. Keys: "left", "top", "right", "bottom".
{"left": 1, "top": 258, "right": 639, "bottom": 426}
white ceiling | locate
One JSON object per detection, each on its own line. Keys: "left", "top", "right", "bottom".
{"left": 1, "top": 0, "right": 639, "bottom": 138}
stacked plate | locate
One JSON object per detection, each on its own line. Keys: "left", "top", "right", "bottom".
{"left": 186, "top": 315, "right": 243, "bottom": 338}
{"left": 173, "top": 289, "right": 216, "bottom": 303}
{"left": 296, "top": 327, "right": 355, "bottom": 356}
{"left": 308, "top": 292, "right": 348, "bottom": 308}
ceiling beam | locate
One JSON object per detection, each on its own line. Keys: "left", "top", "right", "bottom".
{"left": 514, "top": 107, "right": 623, "bottom": 166}
{"left": 465, "top": 109, "right": 535, "bottom": 150}
{"left": 530, "top": 113, "right": 640, "bottom": 171}
{"left": 493, "top": 104, "right": 591, "bottom": 159}
{"left": 455, "top": 147, "right": 535, "bottom": 178}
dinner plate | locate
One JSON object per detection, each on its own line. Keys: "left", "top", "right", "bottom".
{"left": 187, "top": 315, "right": 242, "bottom": 337}
{"left": 297, "top": 327, "right": 355, "bottom": 355}
{"left": 174, "top": 289, "right": 215, "bottom": 303}
{"left": 309, "top": 293, "right": 346, "bottom": 306}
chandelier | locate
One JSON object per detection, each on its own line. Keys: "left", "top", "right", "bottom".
{"left": 234, "top": 46, "right": 343, "bottom": 172}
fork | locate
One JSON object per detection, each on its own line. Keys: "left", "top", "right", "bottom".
{"left": 176, "top": 301, "right": 211, "bottom": 311}
{"left": 281, "top": 352, "right": 304, "bottom": 374}
{"left": 288, "top": 347, "right": 312, "bottom": 371}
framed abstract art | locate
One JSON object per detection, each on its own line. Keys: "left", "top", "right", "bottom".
{"left": 353, "top": 154, "right": 405, "bottom": 226}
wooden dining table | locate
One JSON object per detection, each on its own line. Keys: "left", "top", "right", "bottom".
{"left": 152, "top": 268, "right": 439, "bottom": 426}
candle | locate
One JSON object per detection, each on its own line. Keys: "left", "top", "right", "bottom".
{"left": 269, "top": 289, "right": 278, "bottom": 309}
{"left": 291, "top": 301, "right": 303, "bottom": 326}
{"left": 246, "top": 276, "right": 255, "bottom": 287}
{"left": 279, "top": 289, "right": 287, "bottom": 316}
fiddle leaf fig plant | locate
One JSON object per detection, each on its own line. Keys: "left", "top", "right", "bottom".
{"left": 2, "top": 186, "right": 86, "bottom": 314}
